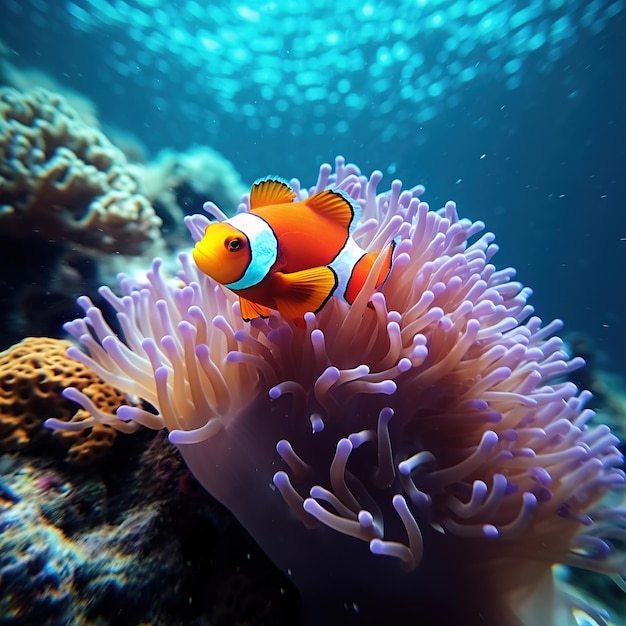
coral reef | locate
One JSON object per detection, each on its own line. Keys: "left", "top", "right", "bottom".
{"left": 0, "top": 486, "right": 82, "bottom": 626}
{"left": 0, "top": 83, "right": 253, "bottom": 348}
{"left": 0, "top": 433, "right": 299, "bottom": 625}
{"left": 0, "top": 337, "right": 125, "bottom": 465}
{"left": 0, "top": 86, "right": 162, "bottom": 254}
{"left": 50, "top": 158, "right": 626, "bottom": 625}
{"left": 0, "top": 85, "right": 163, "bottom": 347}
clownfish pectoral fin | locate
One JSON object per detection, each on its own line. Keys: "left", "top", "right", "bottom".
{"left": 239, "top": 297, "right": 272, "bottom": 322}
{"left": 250, "top": 176, "right": 297, "bottom": 209}
{"left": 274, "top": 266, "right": 338, "bottom": 320}
{"left": 305, "top": 189, "right": 361, "bottom": 232}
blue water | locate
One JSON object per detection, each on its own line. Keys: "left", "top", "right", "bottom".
{"left": 1, "top": 0, "right": 625, "bottom": 367}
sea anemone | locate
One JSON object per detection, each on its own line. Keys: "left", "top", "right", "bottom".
{"left": 48, "top": 157, "right": 625, "bottom": 625}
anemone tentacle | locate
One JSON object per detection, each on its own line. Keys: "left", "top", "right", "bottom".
{"left": 49, "top": 157, "right": 625, "bottom": 626}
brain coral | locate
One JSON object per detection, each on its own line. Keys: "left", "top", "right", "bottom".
{"left": 0, "top": 86, "right": 162, "bottom": 254}
{"left": 0, "top": 336, "right": 125, "bottom": 464}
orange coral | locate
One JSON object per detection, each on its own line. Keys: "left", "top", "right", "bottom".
{"left": 0, "top": 336, "right": 127, "bottom": 464}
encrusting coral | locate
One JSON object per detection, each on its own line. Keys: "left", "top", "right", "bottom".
{"left": 0, "top": 337, "right": 125, "bottom": 464}
{"left": 0, "top": 86, "right": 162, "bottom": 255}
{"left": 0, "top": 431, "right": 299, "bottom": 624}
{"left": 49, "top": 158, "right": 626, "bottom": 625}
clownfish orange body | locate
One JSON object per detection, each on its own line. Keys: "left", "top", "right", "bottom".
{"left": 192, "top": 177, "right": 394, "bottom": 325}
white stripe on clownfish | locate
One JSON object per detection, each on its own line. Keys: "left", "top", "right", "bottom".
{"left": 224, "top": 212, "right": 278, "bottom": 291}
{"left": 329, "top": 236, "right": 367, "bottom": 303}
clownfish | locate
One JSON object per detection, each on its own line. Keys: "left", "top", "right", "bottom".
{"left": 192, "top": 176, "right": 394, "bottom": 325}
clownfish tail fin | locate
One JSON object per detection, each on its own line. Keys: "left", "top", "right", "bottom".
{"left": 344, "top": 241, "right": 395, "bottom": 305}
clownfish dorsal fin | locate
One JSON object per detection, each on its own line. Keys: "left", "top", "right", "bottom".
{"left": 305, "top": 189, "right": 361, "bottom": 232}
{"left": 250, "top": 176, "right": 297, "bottom": 209}
{"left": 239, "top": 297, "right": 272, "bottom": 322}
{"left": 274, "top": 266, "right": 338, "bottom": 321}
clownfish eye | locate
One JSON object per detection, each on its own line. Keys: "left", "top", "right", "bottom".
{"left": 227, "top": 237, "right": 244, "bottom": 252}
